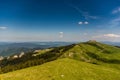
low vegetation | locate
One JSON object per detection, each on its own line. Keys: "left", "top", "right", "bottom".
{"left": 0, "top": 41, "right": 120, "bottom": 80}
{"left": 1, "top": 58, "right": 120, "bottom": 80}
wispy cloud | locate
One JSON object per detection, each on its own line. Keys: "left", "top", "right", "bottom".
{"left": 68, "top": 4, "right": 98, "bottom": 20}
{"left": 93, "top": 34, "right": 120, "bottom": 38}
{"left": 108, "top": 17, "right": 120, "bottom": 28}
{"left": 96, "top": 7, "right": 120, "bottom": 28}
{"left": 112, "top": 7, "right": 120, "bottom": 14}
{"left": 74, "top": 6, "right": 98, "bottom": 20}
{"left": 91, "top": 33, "right": 120, "bottom": 42}
{"left": 107, "top": 6, "right": 120, "bottom": 28}
{"left": 0, "top": 27, "right": 7, "bottom": 30}
{"left": 103, "top": 34, "right": 120, "bottom": 38}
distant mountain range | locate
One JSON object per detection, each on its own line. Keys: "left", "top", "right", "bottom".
{"left": 0, "top": 42, "right": 75, "bottom": 57}
{"left": 102, "top": 41, "right": 120, "bottom": 46}
{"left": 0, "top": 41, "right": 120, "bottom": 57}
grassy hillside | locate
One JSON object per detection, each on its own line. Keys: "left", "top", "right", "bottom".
{"left": 32, "top": 41, "right": 120, "bottom": 65}
{"left": 0, "top": 41, "right": 120, "bottom": 79}
{"left": 1, "top": 58, "right": 120, "bottom": 80}
{"left": 58, "top": 41, "right": 120, "bottom": 64}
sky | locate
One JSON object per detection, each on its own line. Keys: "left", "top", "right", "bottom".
{"left": 0, "top": 0, "right": 120, "bottom": 42}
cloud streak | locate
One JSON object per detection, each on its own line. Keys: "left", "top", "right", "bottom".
{"left": 74, "top": 6, "right": 98, "bottom": 20}
{"left": 103, "top": 34, "right": 120, "bottom": 38}
{"left": 108, "top": 17, "right": 120, "bottom": 28}
{"left": 0, "top": 27, "right": 7, "bottom": 30}
{"left": 112, "top": 7, "right": 120, "bottom": 14}
{"left": 91, "top": 34, "right": 120, "bottom": 42}
{"left": 93, "top": 34, "right": 120, "bottom": 39}
{"left": 68, "top": 4, "right": 98, "bottom": 20}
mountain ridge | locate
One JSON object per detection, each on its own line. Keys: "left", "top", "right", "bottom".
{"left": 0, "top": 41, "right": 120, "bottom": 74}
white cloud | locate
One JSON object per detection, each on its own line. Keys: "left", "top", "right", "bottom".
{"left": 59, "top": 32, "right": 63, "bottom": 34}
{"left": 112, "top": 7, "right": 120, "bottom": 14}
{"left": 59, "top": 32, "right": 64, "bottom": 38}
{"left": 84, "top": 21, "right": 89, "bottom": 24}
{"left": 78, "top": 21, "right": 89, "bottom": 25}
{"left": 91, "top": 34, "right": 120, "bottom": 42}
{"left": 93, "top": 34, "right": 120, "bottom": 39}
{"left": 78, "top": 22, "right": 83, "bottom": 24}
{"left": 0, "top": 27, "right": 7, "bottom": 30}
{"left": 103, "top": 34, "right": 120, "bottom": 38}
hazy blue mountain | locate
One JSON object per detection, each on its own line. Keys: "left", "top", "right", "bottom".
{"left": 102, "top": 41, "right": 120, "bottom": 46}
{"left": 0, "top": 42, "right": 75, "bottom": 57}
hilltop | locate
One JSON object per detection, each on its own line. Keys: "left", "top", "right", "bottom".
{"left": 59, "top": 40, "right": 120, "bottom": 64}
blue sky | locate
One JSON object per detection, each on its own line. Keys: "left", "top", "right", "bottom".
{"left": 0, "top": 0, "right": 120, "bottom": 42}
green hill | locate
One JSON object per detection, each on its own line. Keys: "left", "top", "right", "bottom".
{"left": 1, "top": 58, "right": 120, "bottom": 80}
{"left": 0, "top": 41, "right": 120, "bottom": 80}
{"left": 59, "top": 41, "right": 120, "bottom": 64}
{"left": 33, "top": 40, "right": 120, "bottom": 64}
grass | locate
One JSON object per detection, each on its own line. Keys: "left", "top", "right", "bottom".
{"left": 1, "top": 41, "right": 120, "bottom": 80}
{"left": 32, "top": 41, "right": 120, "bottom": 63}
{"left": 58, "top": 41, "right": 120, "bottom": 64}
{"left": 1, "top": 58, "right": 120, "bottom": 80}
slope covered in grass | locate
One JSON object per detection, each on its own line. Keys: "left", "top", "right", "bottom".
{"left": 1, "top": 58, "right": 120, "bottom": 80}
{"left": 59, "top": 41, "right": 120, "bottom": 64}
{"left": 1, "top": 41, "right": 120, "bottom": 74}
{"left": 34, "top": 41, "right": 120, "bottom": 64}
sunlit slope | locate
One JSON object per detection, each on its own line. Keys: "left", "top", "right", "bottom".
{"left": 35, "top": 41, "right": 120, "bottom": 63}
{"left": 57, "top": 41, "right": 120, "bottom": 64}
{"left": 34, "top": 41, "right": 120, "bottom": 64}
{"left": 1, "top": 58, "right": 120, "bottom": 80}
